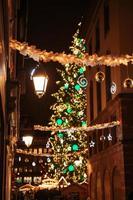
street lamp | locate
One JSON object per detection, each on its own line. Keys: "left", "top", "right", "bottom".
{"left": 22, "top": 135, "right": 33, "bottom": 148}
{"left": 31, "top": 64, "right": 48, "bottom": 98}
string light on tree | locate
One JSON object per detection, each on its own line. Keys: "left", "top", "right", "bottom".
{"left": 48, "top": 23, "right": 88, "bottom": 184}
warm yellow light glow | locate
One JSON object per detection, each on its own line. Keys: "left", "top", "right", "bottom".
{"left": 33, "top": 76, "right": 48, "bottom": 98}
{"left": 22, "top": 136, "right": 33, "bottom": 147}
{"left": 10, "top": 39, "right": 133, "bottom": 67}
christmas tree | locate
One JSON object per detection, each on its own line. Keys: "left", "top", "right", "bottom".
{"left": 48, "top": 23, "right": 88, "bottom": 184}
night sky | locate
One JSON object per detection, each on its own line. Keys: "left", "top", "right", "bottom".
{"left": 22, "top": 0, "right": 90, "bottom": 126}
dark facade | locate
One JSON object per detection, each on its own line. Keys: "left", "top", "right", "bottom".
{"left": 0, "top": 0, "right": 28, "bottom": 199}
{"left": 85, "top": 0, "right": 133, "bottom": 199}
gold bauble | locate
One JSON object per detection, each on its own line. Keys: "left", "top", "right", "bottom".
{"left": 95, "top": 71, "right": 105, "bottom": 82}
{"left": 123, "top": 78, "right": 133, "bottom": 88}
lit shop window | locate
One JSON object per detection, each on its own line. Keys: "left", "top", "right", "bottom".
{"left": 39, "top": 159, "right": 43, "bottom": 164}
{"left": 24, "top": 167, "right": 28, "bottom": 172}
{"left": 34, "top": 149, "right": 37, "bottom": 154}
{"left": 14, "top": 168, "right": 18, "bottom": 173}
{"left": 19, "top": 168, "right": 23, "bottom": 173}
{"left": 33, "top": 177, "right": 42, "bottom": 184}
{"left": 15, "top": 177, "right": 22, "bottom": 184}
{"left": 23, "top": 177, "right": 32, "bottom": 184}
{"left": 18, "top": 156, "right": 21, "bottom": 162}
{"left": 29, "top": 168, "right": 32, "bottom": 173}
{"left": 25, "top": 158, "right": 29, "bottom": 163}
{"left": 38, "top": 148, "right": 42, "bottom": 154}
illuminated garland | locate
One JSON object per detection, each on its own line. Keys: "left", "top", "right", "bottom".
{"left": 10, "top": 39, "right": 133, "bottom": 66}
{"left": 16, "top": 149, "right": 52, "bottom": 157}
{"left": 16, "top": 148, "right": 88, "bottom": 157}
{"left": 34, "top": 121, "right": 120, "bottom": 132}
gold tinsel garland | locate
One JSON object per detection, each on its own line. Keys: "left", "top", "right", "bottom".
{"left": 10, "top": 39, "right": 133, "bottom": 66}
{"left": 34, "top": 121, "right": 120, "bottom": 133}
{"left": 16, "top": 148, "right": 88, "bottom": 157}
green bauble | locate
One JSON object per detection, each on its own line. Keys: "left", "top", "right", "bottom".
{"left": 81, "top": 121, "right": 87, "bottom": 127}
{"left": 56, "top": 118, "right": 63, "bottom": 125}
{"left": 75, "top": 84, "right": 81, "bottom": 91}
{"left": 72, "top": 144, "right": 79, "bottom": 151}
{"left": 58, "top": 132, "right": 64, "bottom": 138}
{"left": 63, "top": 169, "right": 67, "bottom": 174}
{"left": 67, "top": 108, "right": 72, "bottom": 114}
{"left": 68, "top": 164, "right": 75, "bottom": 172}
{"left": 78, "top": 67, "right": 85, "bottom": 74}
{"left": 64, "top": 83, "right": 69, "bottom": 89}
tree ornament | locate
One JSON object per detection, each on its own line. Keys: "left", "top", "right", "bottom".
{"left": 78, "top": 111, "right": 84, "bottom": 116}
{"left": 78, "top": 67, "right": 86, "bottom": 74}
{"left": 74, "top": 160, "right": 82, "bottom": 166}
{"left": 72, "top": 144, "right": 79, "bottom": 151}
{"left": 56, "top": 118, "right": 63, "bottom": 125}
{"left": 74, "top": 84, "right": 81, "bottom": 91}
{"left": 58, "top": 132, "right": 64, "bottom": 138}
{"left": 77, "top": 75, "right": 88, "bottom": 88}
{"left": 123, "top": 78, "right": 133, "bottom": 88}
{"left": 67, "top": 107, "right": 72, "bottom": 114}
{"left": 68, "top": 164, "right": 75, "bottom": 172}
{"left": 64, "top": 83, "right": 69, "bottom": 89}
{"left": 95, "top": 71, "right": 105, "bottom": 82}
{"left": 110, "top": 82, "right": 117, "bottom": 94}
{"left": 81, "top": 121, "right": 87, "bottom": 127}
{"left": 63, "top": 169, "right": 67, "bottom": 174}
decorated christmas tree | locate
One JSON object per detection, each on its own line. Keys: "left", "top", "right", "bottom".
{"left": 48, "top": 23, "right": 88, "bottom": 184}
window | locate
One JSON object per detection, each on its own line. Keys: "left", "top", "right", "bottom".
{"left": 90, "top": 81, "right": 94, "bottom": 122}
{"left": 15, "top": 177, "right": 22, "bottom": 184}
{"left": 104, "top": 0, "right": 110, "bottom": 37}
{"left": 23, "top": 177, "right": 32, "bottom": 183}
{"left": 95, "top": 21, "right": 100, "bottom": 53}
{"left": 33, "top": 177, "right": 42, "bottom": 184}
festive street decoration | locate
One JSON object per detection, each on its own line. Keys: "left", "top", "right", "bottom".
{"left": 10, "top": 39, "right": 133, "bottom": 67}
{"left": 16, "top": 149, "right": 52, "bottom": 157}
{"left": 34, "top": 121, "right": 120, "bottom": 132}
{"left": 110, "top": 82, "right": 117, "bottom": 94}
{"left": 47, "top": 25, "right": 88, "bottom": 184}
{"left": 123, "top": 78, "right": 133, "bottom": 88}
{"left": 95, "top": 71, "right": 105, "bottom": 82}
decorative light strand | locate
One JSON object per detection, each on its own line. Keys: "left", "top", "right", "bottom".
{"left": 16, "top": 148, "right": 88, "bottom": 157}
{"left": 16, "top": 148, "right": 52, "bottom": 157}
{"left": 10, "top": 39, "right": 133, "bottom": 66}
{"left": 34, "top": 121, "right": 120, "bottom": 133}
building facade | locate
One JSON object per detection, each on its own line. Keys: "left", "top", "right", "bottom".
{"left": 0, "top": 0, "right": 28, "bottom": 199}
{"left": 85, "top": 0, "right": 133, "bottom": 199}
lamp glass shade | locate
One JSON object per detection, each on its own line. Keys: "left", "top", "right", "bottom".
{"left": 32, "top": 65, "right": 48, "bottom": 98}
{"left": 22, "top": 136, "right": 33, "bottom": 147}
